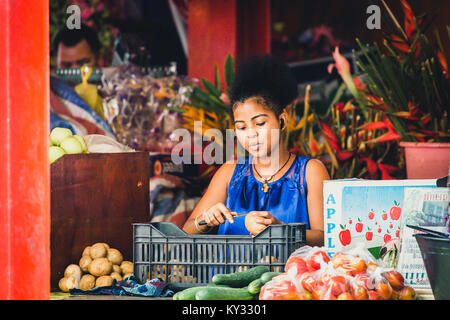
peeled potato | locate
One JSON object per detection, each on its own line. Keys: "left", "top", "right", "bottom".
{"left": 90, "top": 243, "right": 107, "bottom": 259}
{"left": 88, "top": 257, "right": 112, "bottom": 277}
{"left": 120, "top": 261, "right": 133, "bottom": 275}
{"left": 59, "top": 276, "right": 78, "bottom": 292}
{"left": 110, "top": 271, "right": 122, "bottom": 282}
{"left": 64, "top": 264, "right": 81, "bottom": 287}
{"left": 101, "top": 243, "right": 110, "bottom": 250}
{"left": 80, "top": 274, "right": 96, "bottom": 291}
{"left": 107, "top": 248, "right": 123, "bottom": 265}
{"left": 79, "top": 255, "right": 92, "bottom": 273}
{"left": 96, "top": 275, "right": 113, "bottom": 287}
{"left": 245, "top": 213, "right": 267, "bottom": 236}
{"left": 112, "top": 264, "right": 121, "bottom": 274}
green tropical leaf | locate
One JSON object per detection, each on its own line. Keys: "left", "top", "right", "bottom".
{"left": 214, "top": 64, "right": 222, "bottom": 93}
{"left": 201, "top": 78, "right": 221, "bottom": 98}
{"left": 224, "top": 54, "right": 235, "bottom": 91}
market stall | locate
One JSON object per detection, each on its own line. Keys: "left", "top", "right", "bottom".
{"left": 1, "top": 0, "right": 449, "bottom": 303}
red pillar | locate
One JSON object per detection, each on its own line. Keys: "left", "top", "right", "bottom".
{"left": 188, "top": 0, "right": 271, "bottom": 84}
{"left": 0, "top": 0, "right": 50, "bottom": 299}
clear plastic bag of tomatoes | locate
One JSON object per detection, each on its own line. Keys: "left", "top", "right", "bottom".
{"left": 271, "top": 244, "right": 417, "bottom": 300}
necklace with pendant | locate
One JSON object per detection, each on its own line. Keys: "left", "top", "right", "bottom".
{"left": 253, "top": 153, "right": 292, "bottom": 193}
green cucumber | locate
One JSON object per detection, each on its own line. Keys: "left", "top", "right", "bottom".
{"left": 207, "top": 283, "right": 231, "bottom": 288}
{"left": 176, "top": 286, "right": 209, "bottom": 300}
{"left": 195, "top": 287, "right": 255, "bottom": 300}
{"left": 248, "top": 278, "right": 263, "bottom": 294}
{"left": 212, "top": 266, "right": 270, "bottom": 287}
{"left": 260, "top": 271, "right": 281, "bottom": 284}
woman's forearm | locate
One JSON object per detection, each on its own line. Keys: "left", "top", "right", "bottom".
{"left": 306, "top": 229, "right": 324, "bottom": 247}
{"left": 182, "top": 216, "right": 212, "bottom": 234}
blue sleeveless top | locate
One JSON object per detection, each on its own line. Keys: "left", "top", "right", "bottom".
{"left": 218, "top": 155, "right": 312, "bottom": 235}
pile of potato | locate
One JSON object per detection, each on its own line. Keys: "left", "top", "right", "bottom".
{"left": 59, "top": 242, "right": 134, "bottom": 292}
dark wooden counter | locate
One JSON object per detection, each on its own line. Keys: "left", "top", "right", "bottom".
{"left": 50, "top": 152, "right": 149, "bottom": 291}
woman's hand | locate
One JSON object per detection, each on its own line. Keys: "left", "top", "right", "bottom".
{"left": 201, "top": 202, "right": 237, "bottom": 227}
{"left": 250, "top": 211, "right": 283, "bottom": 226}
{"left": 245, "top": 211, "right": 283, "bottom": 236}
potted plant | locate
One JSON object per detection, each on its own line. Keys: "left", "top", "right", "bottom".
{"left": 349, "top": 0, "right": 449, "bottom": 179}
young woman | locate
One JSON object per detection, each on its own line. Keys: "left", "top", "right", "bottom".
{"left": 182, "top": 55, "right": 330, "bottom": 246}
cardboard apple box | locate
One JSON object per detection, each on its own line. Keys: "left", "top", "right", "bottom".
{"left": 323, "top": 179, "right": 437, "bottom": 260}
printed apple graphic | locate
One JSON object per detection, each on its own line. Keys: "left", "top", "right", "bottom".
{"left": 389, "top": 223, "right": 393, "bottom": 229}
{"left": 349, "top": 219, "right": 352, "bottom": 225}
{"left": 390, "top": 201, "right": 401, "bottom": 220}
{"left": 339, "top": 224, "right": 351, "bottom": 246}
{"left": 377, "top": 227, "right": 382, "bottom": 233}
{"left": 382, "top": 211, "right": 388, "bottom": 220}
{"left": 355, "top": 218, "right": 363, "bottom": 233}
{"left": 396, "top": 229, "right": 400, "bottom": 237}
{"left": 368, "top": 209, "right": 375, "bottom": 220}
{"left": 366, "top": 228, "right": 373, "bottom": 241}
{"left": 384, "top": 230, "right": 392, "bottom": 243}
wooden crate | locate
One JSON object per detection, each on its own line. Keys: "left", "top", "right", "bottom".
{"left": 50, "top": 152, "right": 149, "bottom": 291}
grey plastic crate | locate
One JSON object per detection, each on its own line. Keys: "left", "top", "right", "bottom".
{"left": 133, "top": 222, "right": 306, "bottom": 288}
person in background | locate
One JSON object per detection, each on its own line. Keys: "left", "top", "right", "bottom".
{"left": 53, "top": 23, "right": 101, "bottom": 69}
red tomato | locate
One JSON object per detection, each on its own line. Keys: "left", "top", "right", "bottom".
{"left": 300, "top": 272, "right": 317, "bottom": 292}
{"left": 366, "top": 262, "right": 378, "bottom": 272}
{"left": 385, "top": 270, "right": 405, "bottom": 290}
{"left": 337, "top": 292, "right": 354, "bottom": 300}
{"left": 331, "top": 252, "right": 349, "bottom": 269}
{"left": 347, "top": 257, "right": 367, "bottom": 275}
{"left": 352, "top": 285, "right": 369, "bottom": 300}
{"left": 368, "top": 290, "right": 382, "bottom": 300}
{"left": 319, "top": 272, "right": 332, "bottom": 286}
{"left": 354, "top": 273, "right": 376, "bottom": 290}
{"left": 375, "top": 281, "right": 392, "bottom": 300}
{"left": 398, "top": 286, "right": 416, "bottom": 300}
{"left": 284, "top": 256, "right": 307, "bottom": 277}
{"left": 259, "top": 280, "right": 300, "bottom": 300}
{"left": 327, "top": 276, "right": 350, "bottom": 296}
{"left": 309, "top": 251, "right": 330, "bottom": 270}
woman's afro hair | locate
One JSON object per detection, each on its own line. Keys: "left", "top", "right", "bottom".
{"left": 230, "top": 55, "right": 298, "bottom": 115}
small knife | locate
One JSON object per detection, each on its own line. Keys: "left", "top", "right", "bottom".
{"left": 198, "top": 212, "right": 249, "bottom": 226}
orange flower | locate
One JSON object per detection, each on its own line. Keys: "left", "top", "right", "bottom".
{"left": 437, "top": 50, "right": 449, "bottom": 79}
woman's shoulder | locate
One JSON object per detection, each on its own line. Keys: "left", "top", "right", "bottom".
{"left": 305, "top": 158, "right": 330, "bottom": 182}
{"left": 210, "top": 159, "right": 239, "bottom": 185}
